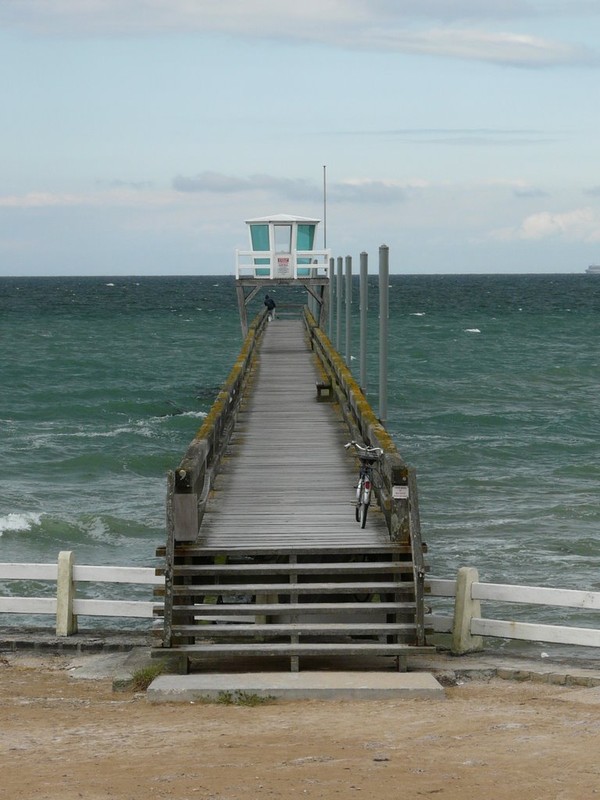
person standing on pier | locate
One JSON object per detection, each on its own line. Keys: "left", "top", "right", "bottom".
{"left": 264, "top": 294, "right": 276, "bottom": 321}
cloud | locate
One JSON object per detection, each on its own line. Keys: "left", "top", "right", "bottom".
{"left": 172, "top": 171, "right": 423, "bottom": 204}
{"left": 491, "top": 206, "right": 600, "bottom": 241}
{"left": 0, "top": 188, "right": 176, "bottom": 209}
{"left": 331, "top": 178, "right": 414, "bottom": 203}
{"left": 343, "top": 128, "right": 558, "bottom": 145}
{"left": 364, "top": 26, "right": 592, "bottom": 67}
{"left": 513, "top": 186, "right": 549, "bottom": 198}
{"left": 1, "top": 0, "right": 596, "bottom": 68}
{"left": 173, "top": 172, "right": 318, "bottom": 201}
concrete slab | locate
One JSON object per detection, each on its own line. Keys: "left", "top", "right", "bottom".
{"left": 146, "top": 671, "right": 445, "bottom": 703}
{"left": 555, "top": 686, "right": 600, "bottom": 706}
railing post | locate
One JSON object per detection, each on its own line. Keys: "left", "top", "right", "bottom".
{"left": 56, "top": 550, "right": 78, "bottom": 636}
{"left": 378, "top": 244, "right": 389, "bottom": 424}
{"left": 328, "top": 257, "right": 335, "bottom": 341}
{"left": 451, "top": 567, "right": 484, "bottom": 655}
{"left": 345, "top": 255, "right": 352, "bottom": 366}
{"left": 336, "top": 256, "right": 343, "bottom": 350}
{"left": 359, "top": 251, "right": 368, "bottom": 391}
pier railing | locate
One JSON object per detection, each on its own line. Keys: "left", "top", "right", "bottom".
{"left": 302, "top": 307, "right": 427, "bottom": 644}
{"left": 2, "top": 556, "right": 600, "bottom": 655}
{"left": 235, "top": 249, "right": 331, "bottom": 280}
{"left": 169, "top": 309, "right": 268, "bottom": 544}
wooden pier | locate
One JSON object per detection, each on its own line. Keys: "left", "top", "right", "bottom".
{"left": 154, "top": 305, "right": 432, "bottom": 673}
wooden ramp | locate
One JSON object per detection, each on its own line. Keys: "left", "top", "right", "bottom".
{"left": 155, "top": 318, "right": 432, "bottom": 673}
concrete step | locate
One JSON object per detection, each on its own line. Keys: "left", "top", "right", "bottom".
{"left": 147, "top": 670, "right": 444, "bottom": 702}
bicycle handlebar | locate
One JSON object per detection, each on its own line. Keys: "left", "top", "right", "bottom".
{"left": 344, "top": 441, "right": 384, "bottom": 459}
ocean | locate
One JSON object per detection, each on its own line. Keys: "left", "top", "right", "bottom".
{"left": 1, "top": 274, "right": 599, "bottom": 640}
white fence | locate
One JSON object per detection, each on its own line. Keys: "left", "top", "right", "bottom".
{"left": 2, "top": 557, "right": 600, "bottom": 652}
{"left": 428, "top": 567, "right": 600, "bottom": 654}
{"left": 0, "top": 552, "right": 163, "bottom": 635}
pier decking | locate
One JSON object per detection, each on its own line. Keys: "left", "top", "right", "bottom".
{"left": 204, "top": 318, "right": 390, "bottom": 550}
{"left": 155, "top": 308, "right": 431, "bottom": 673}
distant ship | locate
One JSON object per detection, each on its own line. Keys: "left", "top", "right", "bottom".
{"left": 586, "top": 265, "right": 600, "bottom": 274}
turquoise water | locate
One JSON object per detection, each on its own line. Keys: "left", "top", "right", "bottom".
{"left": 1, "top": 274, "right": 599, "bottom": 638}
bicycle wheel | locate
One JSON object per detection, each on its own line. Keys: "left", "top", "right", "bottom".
{"left": 360, "top": 499, "right": 369, "bottom": 528}
{"left": 355, "top": 476, "right": 363, "bottom": 522}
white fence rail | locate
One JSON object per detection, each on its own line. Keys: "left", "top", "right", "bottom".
{"left": 2, "top": 557, "right": 600, "bottom": 651}
{"left": 0, "top": 552, "right": 163, "bottom": 635}
{"left": 428, "top": 567, "right": 600, "bottom": 654}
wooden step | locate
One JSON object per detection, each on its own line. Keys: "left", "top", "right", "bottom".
{"left": 171, "top": 581, "right": 415, "bottom": 596}
{"left": 156, "top": 543, "right": 421, "bottom": 557}
{"left": 157, "top": 602, "right": 416, "bottom": 616}
{"left": 153, "top": 642, "right": 435, "bottom": 657}
{"left": 169, "top": 561, "right": 414, "bottom": 576}
{"left": 170, "top": 622, "right": 417, "bottom": 636}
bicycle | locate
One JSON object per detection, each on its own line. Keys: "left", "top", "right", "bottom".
{"left": 344, "top": 441, "right": 383, "bottom": 528}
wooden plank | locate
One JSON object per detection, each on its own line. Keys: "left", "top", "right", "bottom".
{"left": 72, "top": 599, "right": 155, "bottom": 618}
{"left": 472, "top": 583, "right": 600, "bottom": 610}
{"left": 0, "top": 597, "right": 56, "bottom": 613}
{"left": 171, "top": 623, "right": 415, "bottom": 635}
{"left": 0, "top": 563, "right": 57, "bottom": 580}
{"left": 168, "top": 602, "right": 414, "bottom": 615}
{"left": 171, "top": 562, "right": 412, "bottom": 576}
{"left": 169, "top": 544, "right": 410, "bottom": 556}
{"left": 73, "top": 566, "right": 163, "bottom": 585}
{"left": 158, "top": 643, "right": 434, "bottom": 656}
{"left": 197, "top": 318, "right": 390, "bottom": 551}
{"left": 172, "top": 581, "right": 414, "bottom": 595}
{"left": 471, "top": 618, "right": 600, "bottom": 648}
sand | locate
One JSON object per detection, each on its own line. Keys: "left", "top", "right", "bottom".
{"left": 2, "top": 651, "right": 600, "bottom": 800}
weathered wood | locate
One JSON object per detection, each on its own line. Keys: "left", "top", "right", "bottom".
{"left": 471, "top": 618, "right": 600, "bottom": 648}
{"left": 161, "top": 544, "right": 415, "bottom": 556}
{"left": 170, "top": 623, "right": 416, "bottom": 637}
{"left": 166, "top": 602, "right": 414, "bottom": 615}
{"left": 173, "top": 493, "right": 199, "bottom": 542}
{"left": 171, "top": 562, "right": 413, "bottom": 576}
{"left": 156, "top": 314, "right": 429, "bottom": 666}
{"left": 155, "top": 643, "right": 433, "bottom": 656}
{"left": 473, "top": 583, "right": 600, "bottom": 610}
{"left": 72, "top": 566, "right": 163, "bottom": 584}
{"left": 0, "top": 563, "right": 57, "bottom": 580}
{"left": 171, "top": 581, "right": 415, "bottom": 596}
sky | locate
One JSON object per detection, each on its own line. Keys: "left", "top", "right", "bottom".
{"left": 1, "top": 0, "right": 600, "bottom": 276}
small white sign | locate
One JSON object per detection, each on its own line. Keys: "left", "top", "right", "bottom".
{"left": 275, "top": 256, "right": 292, "bottom": 278}
{"left": 392, "top": 485, "right": 409, "bottom": 500}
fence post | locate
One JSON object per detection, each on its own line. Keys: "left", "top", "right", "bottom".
{"left": 56, "top": 550, "right": 78, "bottom": 636}
{"left": 451, "top": 566, "right": 483, "bottom": 655}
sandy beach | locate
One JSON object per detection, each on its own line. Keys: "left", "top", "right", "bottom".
{"left": 2, "top": 650, "right": 600, "bottom": 800}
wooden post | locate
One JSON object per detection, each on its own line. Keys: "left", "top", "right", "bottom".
{"left": 236, "top": 282, "right": 248, "bottom": 338}
{"left": 359, "top": 251, "right": 368, "bottom": 391}
{"left": 388, "top": 457, "right": 410, "bottom": 543}
{"left": 452, "top": 567, "right": 484, "bottom": 655}
{"left": 56, "top": 550, "right": 77, "bottom": 636}
{"left": 378, "top": 244, "right": 389, "bottom": 425}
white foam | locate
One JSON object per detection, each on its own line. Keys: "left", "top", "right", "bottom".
{"left": 0, "top": 512, "right": 42, "bottom": 536}
{"left": 464, "top": 328, "right": 481, "bottom": 333}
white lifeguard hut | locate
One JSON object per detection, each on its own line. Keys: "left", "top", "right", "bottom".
{"left": 235, "top": 213, "right": 331, "bottom": 336}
